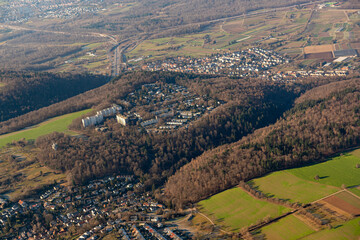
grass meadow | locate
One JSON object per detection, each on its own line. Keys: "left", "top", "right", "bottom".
{"left": 198, "top": 187, "right": 290, "bottom": 231}
{"left": 0, "top": 109, "right": 92, "bottom": 148}
{"left": 249, "top": 171, "right": 339, "bottom": 203}
{"left": 256, "top": 214, "right": 315, "bottom": 240}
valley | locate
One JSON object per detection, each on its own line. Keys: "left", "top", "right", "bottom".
{"left": 0, "top": 0, "right": 359, "bottom": 239}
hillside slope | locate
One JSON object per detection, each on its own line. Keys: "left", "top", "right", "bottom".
{"left": 34, "top": 72, "right": 305, "bottom": 187}
{"left": 164, "top": 78, "right": 360, "bottom": 206}
{"left": 0, "top": 70, "right": 108, "bottom": 123}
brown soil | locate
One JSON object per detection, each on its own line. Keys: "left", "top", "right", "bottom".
{"left": 322, "top": 195, "right": 360, "bottom": 216}
{"left": 304, "top": 52, "right": 334, "bottom": 59}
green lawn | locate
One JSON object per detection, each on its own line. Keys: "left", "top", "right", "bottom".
{"left": 303, "top": 217, "right": 360, "bottom": 240}
{"left": 256, "top": 215, "right": 315, "bottom": 240}
{"left": 198, "top": 187, "right": 290, "bottom": 232}
{"left": 288, "top": 149, "right": 360, "bottom": 188}
{"left": 0, "top": 109, "right": 91, "bottom": 147}
{"left": 249, "top": 171, "right": 339, "bottom": 203}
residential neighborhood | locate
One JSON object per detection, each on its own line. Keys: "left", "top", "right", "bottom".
{"left": 129, "top": 48, "right": 289, "bottom": 78}
{"left": 0, "top": 175, "right": 190, "bottom": 239}
{"left": 0, "top": 0, "right": 107, "bottom": 22}
{"left": 81, "top": 82, "right": 223, "bottom": 132}
{"left": 119, "top": 83, "right": 223, "bottom": 131}
{"left": 127, "top": 47, "right": 353, "bottom": 82}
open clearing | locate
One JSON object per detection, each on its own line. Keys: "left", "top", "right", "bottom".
{"left": 288, "top": 149, "right": 360, "bottom": 188}
{"left": 303, "top": 217, "right": 360, "bottom": 240}
{"left": 255, "top": 214, "right": 315, "bottom": 240}
{"left": 198, "top": 187, "right": 290, "bottom": 232}
{"left": 249, "top": 171, "right": 339, "bottom": 204}
{"left": 0, "top": 109, "right": 92, "bottom": 148}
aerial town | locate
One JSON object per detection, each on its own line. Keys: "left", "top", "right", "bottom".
{"left": 127, "top": 47, "right": 355, "bottom": 81}
{"left": 0, "top": 175, "right": 191, "bottom": 240}
{"left": 129, "top": 48, "right": 289, "bottom": 77}
{"left": 0, "top": 0, "right": 106, "bottom": 22}
{"left": 82, "top": 83, "right": 223, "bottom": 131}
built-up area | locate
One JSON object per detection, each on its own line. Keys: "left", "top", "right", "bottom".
{"left": 82, "top": 83, "right": 223, "bottom": 131}
{"left": 127, "top": 47, "right": 354, "bottom": 82}
{"left": 0, "top": 0, "right": 104, "bottom": 22}
{"left": 0, "top": 175, "right": 190, "bottom": 240}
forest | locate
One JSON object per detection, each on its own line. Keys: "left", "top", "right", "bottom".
{"left": 164, "top": 78, "right": 360, "bottom": 207}
{"left": 0, "top": 70, "right": 109, "bottom": 124}
{"left": 33, "top": 71, "right": 340, "bottom": 191}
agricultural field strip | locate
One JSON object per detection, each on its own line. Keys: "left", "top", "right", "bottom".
{"left": 311, "top": 189, "right": 345, "bottom": 204}
{"left": 344, "top": 188, "right": 360, "bottom": 201}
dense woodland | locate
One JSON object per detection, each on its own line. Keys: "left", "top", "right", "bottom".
{"left": 34, "top": 72, "right": 309, "bottom": 188}
{"left": 0, "top": 70, "right": 109, "bottom": 123}
{"left": 164, "top": 79, "right": 360, "bottom": 207}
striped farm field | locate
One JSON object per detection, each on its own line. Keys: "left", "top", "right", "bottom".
{"left": 322, "top": 191, "right": 360, "bottom": 216}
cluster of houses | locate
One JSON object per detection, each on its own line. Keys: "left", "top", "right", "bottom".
{"left": 81, "top": 83, "right": 222, "bottom": 131}
{"left": 271, "top": 69, "right": 349, "bottom": 81}
{"left": 0, "top": 175, "right": 189, "bottom": 239}
{"left": 118, "top": 83, "right": 222, "bottom": 131}
{"left": 128, "top": 48, "right": 288, "bottom": 77}
{"left": 0, "top": 0, "right": 102, "bottom": 23}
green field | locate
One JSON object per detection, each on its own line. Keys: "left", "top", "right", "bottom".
{"left": 0, "top": 109, "right": 91, "bottom": 148}
{"left": 303, "top": 217, "right": 360, "bottom": 240}
{"left": 198, "top": 187, "right": 290, "bottom": 231}
{"left": 288, "top": 149, "right": 360, "bottom": 188}
{"left": 249, "top": 171, "right": 339, "bottom": 203}
{"left": 349, "top": 187, "right": 360, "bottom": 197}
{"left": 249, "top": 149, "right": 360, "bottom": 204}
{"left": 256, "top": 214, "right": 315, "bottom": 240}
